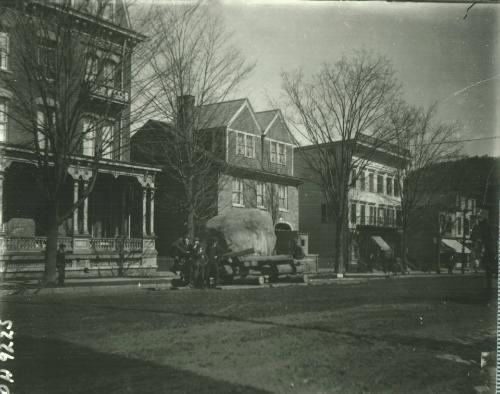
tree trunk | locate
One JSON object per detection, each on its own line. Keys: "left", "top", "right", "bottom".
{"left": 43, "top": 203, "right": 59, "bottom": 285}
{"left": 186, "top": 178, "right": 195, "bottom": 240}
{"left": 334, "top": 204, "right": 347, "bottom": 274}
{"left": 401, "top": 223, "right": 408, "bottom": 269}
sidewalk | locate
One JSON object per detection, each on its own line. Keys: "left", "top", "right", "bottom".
{"left": 0, "top": 269, "right": 486, "bottom": 296}
{"left": 0, "top": 272, "right": 177, "bottom": 296}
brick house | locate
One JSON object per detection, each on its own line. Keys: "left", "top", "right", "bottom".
{"left": 132, "top": 97, "right": 301, "bottom": 256}
{"left": 0, "top": 1, "right": 161, "bottom": 277}
{"left": 294, "top": 138, "right": 409, "bottom": 269}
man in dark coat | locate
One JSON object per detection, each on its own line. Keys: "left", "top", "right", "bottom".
{"left": 171, "top": 236, "right": 191, "bottom": 285}
{"left": 56, "top": 243, "right": 66, "bottom": 287}
{"left": 189, "top": 238, "right": 207, "bottom": 288}
{"left": 206, "top": 239, "right": 223, "bottom": 288}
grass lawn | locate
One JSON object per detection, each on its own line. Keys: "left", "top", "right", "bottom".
{"left": 1, "top": 275, "right": 496, "bottom": 393}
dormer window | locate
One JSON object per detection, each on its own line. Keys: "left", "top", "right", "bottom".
{"left": 235, "top": 132, "right": 254, "bottom": 158}
{"left": 270, "top": 141, "right": 286, "bottom": 165}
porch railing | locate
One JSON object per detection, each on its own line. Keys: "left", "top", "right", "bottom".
{"left": 4, "top": 237, "right": 73, "bottom": 251}
{"left": 90, "top": 238, "right": 143, "bottom": 252}
{"left": 4, "top": 237, "right": 143, "bottom": 252}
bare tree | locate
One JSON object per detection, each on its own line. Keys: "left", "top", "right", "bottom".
{"left": 389, "top": 102, "right": 462, "bottom": 270}
{"left": 0, "top": 1, "right": 154, "bottom": 284}
{"left": 135, "top": 1, "right": 254, "bottom": 239}
{"left": 282, "top": 51, "right": 401, "bottom": 274}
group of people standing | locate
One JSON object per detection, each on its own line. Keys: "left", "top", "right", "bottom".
{"left": 171, "top": 236, "right": 224, "bottom": 288}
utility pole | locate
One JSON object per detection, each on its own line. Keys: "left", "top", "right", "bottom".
{"left": 436, "top": 213, "right": 442, "bottom": 274}
{"left": 461, "top": 207, "right": 468, "bottom": 274}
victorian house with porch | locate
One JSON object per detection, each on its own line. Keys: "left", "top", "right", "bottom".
{"left": 0, "top": 0, "right": 160, "bottom": 277}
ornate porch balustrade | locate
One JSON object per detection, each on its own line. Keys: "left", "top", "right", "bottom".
{"left": 3, "top": 237, "right": 145, "bottom": 252}
{"left": 5, "top": 237, "right": 73, "bottom": 251}
{"left": 90, "top": 238, "right": 143, "bottom": 252}
{"left": 123, "top": 238, "right": 143, "bottom": 251}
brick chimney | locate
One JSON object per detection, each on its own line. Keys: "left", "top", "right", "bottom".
{"left": 176, "top": 95, "right": 195, "bottom": 132}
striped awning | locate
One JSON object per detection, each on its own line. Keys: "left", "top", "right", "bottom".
{"left": 371, "top": 236, "right": 391, "bottom": 252}
{"left": 441, "top": 238, "right": 471, "bottom": 254}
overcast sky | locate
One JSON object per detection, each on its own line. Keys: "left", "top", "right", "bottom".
{"left": 208, "top": 1, "right": 498, "bottom": 157}
{"left": 140, "top": 1, "right": 499, "bottom": 157}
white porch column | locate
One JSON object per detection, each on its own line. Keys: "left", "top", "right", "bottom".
{"left": 149, "top": 187, "right": 155, "bottom": 236}
{"left": 142, "top": 187, "right": 147, "bottom": 236}
{"left": 73, "top": 179, "right": 79, "bottom": 235}
{"left": 83, "top": 181, "right": 89, "bottom": 234}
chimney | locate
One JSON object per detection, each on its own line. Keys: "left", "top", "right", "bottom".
{"left": 176, "top": 95, "right": 195, "bottom": 132}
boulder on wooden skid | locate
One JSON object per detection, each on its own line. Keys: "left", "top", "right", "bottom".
{"left": 206, "top": 208, "right": 276, "bottom": 256}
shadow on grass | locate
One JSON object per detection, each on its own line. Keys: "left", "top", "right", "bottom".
{"left": 11, "top": 335, "right": 272, "bottom": 394}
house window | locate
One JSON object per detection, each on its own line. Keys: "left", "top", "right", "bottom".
{"left": 278, "top": 185, "right": 288, "bottom": 211}
{"left": 277, "top": 143, "right": 286, "bottom": 165}
{"left": 394, "top": 177, "right": 400, "bottom": 196}
{"left": 369, "top": 205, "right": 376, "bottom": 225}
{"left": 0, "top": 32, "right": 9, "bottom": 71}
{"left": 321, "top": 203, "right": 333, "bottom": 223}
{"left": 245, "top": 134, "right": 254, "bottom": 158}
{"left": 368, "top": 172, "right": 374, "bottom": 192}
{"left": 270, "top": 141, "right": 277, "bottom": 163}
{"left": 377, "top": 175, "right": 384, "bottom": 194}
{"left": 232, "top": 178, "right": 244, "bottom": 206}
{"left": 359, "top": 204, "right": 366, "bottom": 225}
{"left": 388, "top": 209, "right": 395, "bottom": 226}
{"left": 102, "top": 60, "right": 116, "bottom": 88}
{"left": 0, "top": 100, "right": 7, "bottom": 142}
{"left": 235, "top": 133, "right": 254, "bottom": 158}
{"left": 236, "top": 133, "right": 245, "bottom": 155}
{"left": 37, "top": 109, "right": 54, "bottom": 151}
{"left": 82, "top": 118, "right": 95, "bottom": 156}
{"left": 85, "top": 55, "right": 99, "bottom": 82}
{"left": 256, "top": 182, "right": 265, "bottom": 208}
{"left": 351, "top": 169, "right": 357, "bottom": 188}
{"left": 37, "top": 46, "right": 56, "bottom": 79}
{"left": 350, "top": 202, "right": 357, "bottom": 224}
{"left": 464, "top": 216, "right": 470, "bottom": 236}
{"left": 386, "top": 177, "right": 393, "bottom": 196}
{"left": 101, "top": 122, "right": 113, "bottom": 159}
{"left": 359, "top": 172, "right": 365, "bottom": 191}
{"left": 396, "top": 209, "right": 402, "bottom": 226}
{"left": 377, "top": 206, "right": 385, "bottom": 226}
{"left": 457, "top": 215, "right": 462, "bottom": 236}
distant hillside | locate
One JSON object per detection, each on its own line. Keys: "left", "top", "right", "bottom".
{"left": 417, "top": 156, "right": 499, "bottom": 209}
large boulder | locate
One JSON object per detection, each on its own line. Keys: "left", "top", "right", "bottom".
{"left": 206, "top": 208, "right": 276, "bottom": 256}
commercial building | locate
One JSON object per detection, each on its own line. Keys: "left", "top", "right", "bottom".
{"left": 295, "top": 137, "right": 409, "bottom": 269}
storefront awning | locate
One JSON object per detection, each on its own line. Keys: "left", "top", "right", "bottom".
{"left": 371, "top": 236, "right": 391, "bottom": 252}
{"left": 441, "top": 238, "right": 471, "bottom": 254}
